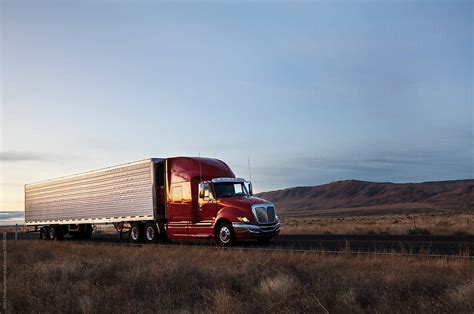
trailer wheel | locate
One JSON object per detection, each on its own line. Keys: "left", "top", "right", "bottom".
{"left": 144, "top": 222, "right": 158, "bottom": 244}
{"left": 129, "top": 223, "right": 143, "bottom": 243}
{"left": 215, "top": 221, "right": 236, "bottom": 247}
{"left": 48, "top": 226, "right": 56, "bottom": 240}
{"left": 40, "top": 227, "right": 48, "bottom": 240}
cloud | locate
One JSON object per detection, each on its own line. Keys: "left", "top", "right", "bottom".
{"left": 0, "top": 211, "right": 24, "bottom": 220}
{"left": 0, "top": 211, "right": 24, "bottom": 226}
{"left": 0, "top": 151, "right": 52, "bottom": 162}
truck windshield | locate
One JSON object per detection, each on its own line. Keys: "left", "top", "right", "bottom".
{"left": 214, "top": 182, "right": 249, "bottom": 198}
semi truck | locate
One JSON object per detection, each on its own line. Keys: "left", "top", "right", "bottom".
{"left": 24, "top": 157, "right": 280, "bottom": 246}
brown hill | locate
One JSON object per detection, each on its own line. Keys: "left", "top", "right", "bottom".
{"left": 256, "top": 179, "right": 474, "bottom": 217}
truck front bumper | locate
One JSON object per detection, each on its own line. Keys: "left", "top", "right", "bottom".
{"left": 232, "top": 222, "right": 280, "bottom": 238}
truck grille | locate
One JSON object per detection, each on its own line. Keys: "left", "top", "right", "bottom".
{"left": 253, "top": 205, "right": 277, "bottom": 224}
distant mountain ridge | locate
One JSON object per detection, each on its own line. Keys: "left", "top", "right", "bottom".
{"left": 256, "top": 179, "right": 474, "bottom": 217}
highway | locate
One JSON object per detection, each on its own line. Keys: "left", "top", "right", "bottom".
{"left": 5, "top": 229, "right": 473, "bottom": 257}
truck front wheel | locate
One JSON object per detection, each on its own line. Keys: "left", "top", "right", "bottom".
{"left": 215, "top": 222, "right": 236, "bottom": 247}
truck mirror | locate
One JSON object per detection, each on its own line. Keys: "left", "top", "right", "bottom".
{"left": 248, "top": 182, "right": 253, "bottom": 196}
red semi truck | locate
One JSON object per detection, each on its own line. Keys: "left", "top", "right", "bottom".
{"left": 24, "top": 157, "right": 280, "bottom": 246}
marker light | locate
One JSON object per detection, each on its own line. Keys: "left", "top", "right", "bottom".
{"left": 237, "top": 217, "right": 251, "bottom": 223}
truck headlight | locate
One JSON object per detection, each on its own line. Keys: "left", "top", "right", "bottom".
{"left": 237, "top": 217, "right": 250, "bottom": 223}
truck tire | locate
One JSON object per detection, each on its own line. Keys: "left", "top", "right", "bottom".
{"left": 144, "top": 222, "right": 158, "bottom": 244}
{"left": 129, "top": 223, "right": 143, "bottom": 243}
{"left": 40, "top": 227, "right": 48, "bottom": 240}
{"left": 215, "top": 222, "right": 236, "bottom": 247}
{"left": 48, "top": 226, "right": 56, "bottom": 240}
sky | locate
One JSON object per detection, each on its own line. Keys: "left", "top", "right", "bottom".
{"left": 1, "top": 0, "right": 473, "bottom": 214}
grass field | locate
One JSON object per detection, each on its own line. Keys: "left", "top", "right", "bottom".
{"left": 280, "top": 212, "right": 473, "bottom": 235}
{"left": 5, "top": 241, "right": 474, "bottom": 313}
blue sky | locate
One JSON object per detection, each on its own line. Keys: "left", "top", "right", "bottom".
{"left": 1, "top": 0, "right": 473, "bottom": 212}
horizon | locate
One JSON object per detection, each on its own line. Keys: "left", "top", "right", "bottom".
{"left": 1, "top": 0, "right": 473, "bottom": 212}
{"left": 2, "top": 176, "right": 472, "bottom": 219}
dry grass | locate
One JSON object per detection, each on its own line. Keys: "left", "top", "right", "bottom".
{"left": 281, "top": 212, "right": 474, "bottom": 235}
{"left": 5, "top": 241, "right": 474, "bottom": 313}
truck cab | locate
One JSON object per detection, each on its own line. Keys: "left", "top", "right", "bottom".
{"left": 163, "top": 157, "right": 280, "bottom": 246}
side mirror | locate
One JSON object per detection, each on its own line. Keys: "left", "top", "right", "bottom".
{"left": 248, "top": 182, "right": 253, "bottom": 196}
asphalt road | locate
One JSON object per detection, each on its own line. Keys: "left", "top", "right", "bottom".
{"left": 6, "top": 230, "right": 473, "bottom": 256}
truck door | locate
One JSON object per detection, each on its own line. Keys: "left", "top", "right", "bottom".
{"left": 189, "top": 182, "right": 216, "bottom": 238}
{"left": 167, "top": 183, "right": 192, "bottom": 239}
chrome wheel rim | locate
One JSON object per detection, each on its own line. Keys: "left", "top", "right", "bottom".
{"left": 146, "top": 226, "right": 155, "bottom": 241}
{"left": 49, "top": 228, "right": 55, "bottom": 239}
{"left": 219, "top": 226, "right": 231, "bottom": 243}
{"left": 131, "top": 226, "right": 139, "bottom": 240}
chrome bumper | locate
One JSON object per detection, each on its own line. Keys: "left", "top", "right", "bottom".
{"left": 232, "top": 222, "right": 280, "bottom": 235}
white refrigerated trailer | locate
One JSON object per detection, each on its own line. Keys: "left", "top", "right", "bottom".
{"left": 25, "top": 158, "right": 164, "bottom": 239}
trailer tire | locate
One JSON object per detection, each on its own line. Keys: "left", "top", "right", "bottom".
{"left": 215, "top": 221, "right": 236, "bottom": 247}
{"left": 129, "top": 223, "right": 143, "bottom": 243}
{"left": 40, "top": 227, "right": 48, "bottom": 240}
{"left": 144, "top": 222, "right": 158, "bottom": 244}
{"left": 48, "top": 226, "right": 56, "bottom": 240}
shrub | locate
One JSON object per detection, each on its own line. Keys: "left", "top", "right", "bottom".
{"left": 407, "top": 227, "right": 431, "bottom": 235}
{"left": 453, "top": 230, "right": 470, "bottom": 236}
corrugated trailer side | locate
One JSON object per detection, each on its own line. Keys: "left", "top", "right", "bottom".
{"left": 25, "top": 159, "right": 159, "bottom": 225}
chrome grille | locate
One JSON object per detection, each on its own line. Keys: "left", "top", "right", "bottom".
{"left": 267, "top": 206, "right": 276, "bottom": 222}
{"left": 253, "top": 205, "right": 277, "bottom": 224}
{"left": 255, "top": 207, "right": 268, "bottom": 222}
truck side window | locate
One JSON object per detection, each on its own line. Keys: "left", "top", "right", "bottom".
{"left": 199, "top": 182, "right": 213, "bottom": 200}
{"left": 171, "top": 186, "right": 183, "bottom": 203}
